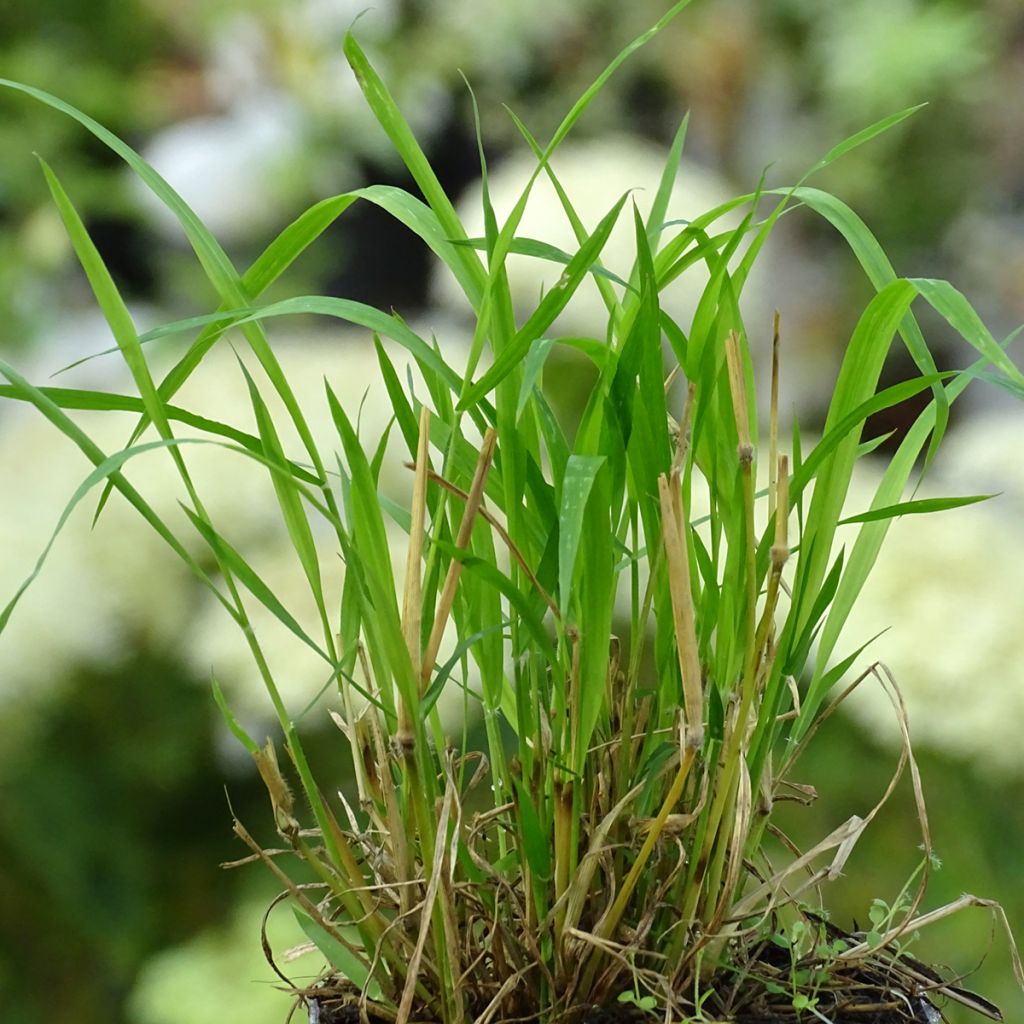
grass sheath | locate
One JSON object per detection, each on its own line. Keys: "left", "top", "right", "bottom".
{"left": 2, "top": 5, "right": 1023, "bottom": 1022}
{"left": 658, "top": 473, "right": 704, "bottom": 749}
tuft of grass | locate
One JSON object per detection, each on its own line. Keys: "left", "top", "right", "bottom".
{"left": 2, "top": 4, "right": 1023, "bottom": 1023}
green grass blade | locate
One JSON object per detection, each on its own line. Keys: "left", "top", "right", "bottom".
{"left": 512, "top": 775, "right": 552, "bottom": 882}
{"left": 789, "top": 372, "right": 954, "bottom": 498}
{"left": 0, "top": 354, "right": 239, "bottom": 597}
{"left": 780, "top": 186, "right": 948, "bottom": 467}
{"left": 912, "top": 277, "right": 1024, "bottom": 388}
{"left": 558, "top": 455, "right": 607, "bottom": 612}
{"left": 293, "top": 908, "right": 371, "bottom": 989}
{"left": 504, "top": 107, "right": 625, "bottom": 327}
{"left": 455, "top": 236, "right": 634, "bottom": 292}
{"left": 211, "top": 676, "right": 260, "bottom": 755}
{"left": 236, "top": 359, "right": 326, "bottom": 609}
{"left": 0, "top": 79, "right": 239, "bottom": 288}
{"left": 543, "top": 0, "right": 697, "bottom": 155}
{"left": 180, "top": 504, "right": 331, "bottom": 667}
{"left": 646, "top": 112, "right": 690, "bottom": 243}
{"left": 431, "top": 538, "right": 556, "bottom": 668}
{"left": 791, "top": 278, "right": 918, "bottom": 636}
{"left": 343, "top": 34, "right": 486, "bottom": 303}
{"left": 837, "top": 493, "right": 995, "bottom": 526}
{"left": 800, "top": 355, "right": 992, "bottom": 736}
{"left": 0, "top": 435, "right": 227, "bottom": 635}
{"left": 40, "top": 160, "right": 178, "bottom": 456}
{"left": 516, "top": 338, "right": 555, "bottom": 423}
{"left": 805, "top": 105, "right": 926, "bottom": 178}
{"left": 0, "top": 383, "right": 320, "bottom": 482}
{"left": 460, "top": 193, "right": 630, "bottom": 408}
{"left": 326, "top": 383, "right": 419, "bottom": 716}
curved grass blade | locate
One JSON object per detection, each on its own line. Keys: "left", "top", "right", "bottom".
{"left": 40, "top": 160, "right": 181, "bottom": 464}
{"left": 180, "top": 504, "right": 332, "bottom": 667}
{"left": 837, "top": 493, "right": 996, "bottom": 526}
{"left": 236, "top": 359, "right": 326, "bottom": 611}
{"left": 343, "top": 34, "right": 486, "bottom": 305}
{"left": 0, "top": 409, "right": 228, "bottom": 637}
{"left": 516, "top": 337, "right": 555, "bottom": 423}
{"left": 455, "top": 236, "right": 634, "bottom": 293}
{"left": 211, "top": 676, "right": 260, "bottom": 755}
{"left": 0, "top": 383, "right": 320, "bottom": 482}
{"left": 460, "top": 193, "right": 630, "bottom": 409}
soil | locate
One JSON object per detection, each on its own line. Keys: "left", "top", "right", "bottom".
{"left": 305, "top": 993, "right": 939, "bottom": 1024}
{"left": 581, "top": 997, "right": 939, "bottom": 1024}
{"left": 301, "top": 940, "right": 1001, "bottom": 1024}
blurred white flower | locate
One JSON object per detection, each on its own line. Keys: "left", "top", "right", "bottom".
{"left": 185, "top": 528, "right": 365, "bottom": 730}
{"left": 433, "top": 134, "right": 766, "bottom": 336}
{"left": 177, "top": 330, "right": 476, "bottom": 736}
{"left": 833, "top": 413, "right": 1024, "bottom": 777}
{"left": 0, "top": 323, "right": 471, "bottom": 755}
{"left": 0, "top": 402, "right": 192, "bottom": 759}
{"left": 136, "top": 92, "right": 305, "bottom": 243}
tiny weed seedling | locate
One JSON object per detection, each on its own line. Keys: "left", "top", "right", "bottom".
{"left": 2, "top": 3, "right": 1023, "bottom": 1023}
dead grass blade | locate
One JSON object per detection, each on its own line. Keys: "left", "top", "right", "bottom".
{"left": 421, "top": 428, "right": 498, "bottom": 687}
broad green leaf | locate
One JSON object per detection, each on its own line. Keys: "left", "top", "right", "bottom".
{"left": 558, "top": 455, "right": 607, "bottom": 612}
{"left": 293, "top": 908, "right": 370, "bottom": 989}
{"left": 512, "top": 775, "right": 552, "bottom": 881}
{"left": 516, "top": 337, "right": 555, "bottom": 422}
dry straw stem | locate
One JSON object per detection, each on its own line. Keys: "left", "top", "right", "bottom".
{"left": 579, "top": 741, "right": 698, "bottom": 992}
{"left": 658, "top": 471, "right": 703, "bottom": 747}
{"left": 231, "top": 817, "right": 376, "bottom": 972}
{"left": 397, "top": 766, "right": 461, "bottom": 1024}
{"left": 724, "top": 329, "right": 758, "bottom": 681}
{"left": 724, "top": 330, "right": 753, "bottom": 465}
{"left": 753, "top": 454, "right": 790, "bottom": 665}
{"left": 732, "top": 667, "right": 916, "bottom": 922}
{"left": 838, "top": 894, "right": 1024, "bottom": 1018}
{"left": 418, "top": 465, "right": 560, "bottom": 621}
{"left": 421, "top": 427, "right": 498, "bottom": 688}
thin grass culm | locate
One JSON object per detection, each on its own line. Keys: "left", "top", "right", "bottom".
{"left": 2, "top": 5, "right": 1023, "bottom": 1024}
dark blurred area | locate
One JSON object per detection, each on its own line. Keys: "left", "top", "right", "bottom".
{"left": 1, "top": 2, "right": 1023, "bottom": 1023}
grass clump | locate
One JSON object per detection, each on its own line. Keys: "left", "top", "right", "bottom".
{"left": 2, "top": 3, "right": 1022, "bottom": 1022}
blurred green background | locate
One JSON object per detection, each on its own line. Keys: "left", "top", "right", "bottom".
{"left": 1, "top": 1, "right": 1023, "bottom": 1022}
